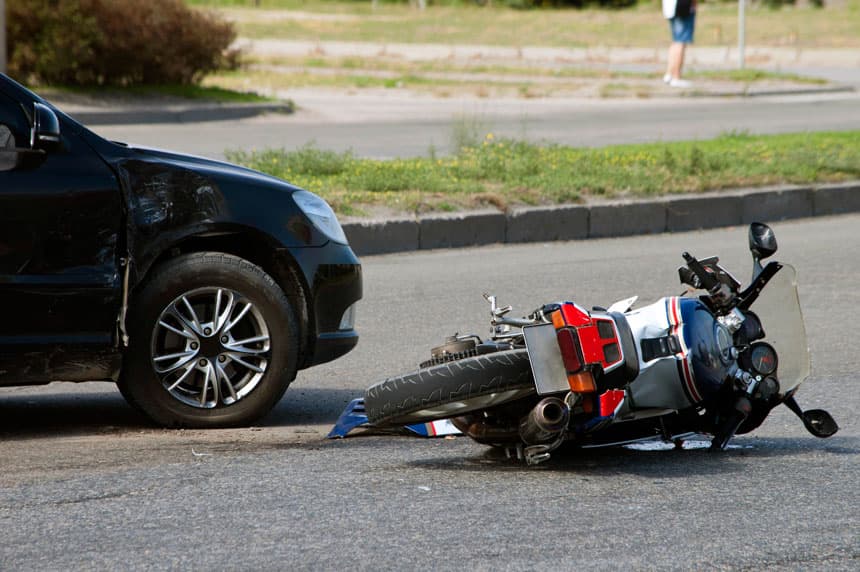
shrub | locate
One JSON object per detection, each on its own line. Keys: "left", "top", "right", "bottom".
{"left": 7, "top": 0, "right": 237, "bottom": 86}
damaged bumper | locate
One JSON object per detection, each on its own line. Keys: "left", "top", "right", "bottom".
{"left": 286, "top": 242, "right": 362, "bottom": 368}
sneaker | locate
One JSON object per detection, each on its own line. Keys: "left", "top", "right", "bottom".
{"left": 663, "top": 73, "right": 672, "bottom": 84}
{"left": 669, "top": 78, "right": 692, "bottom": 88}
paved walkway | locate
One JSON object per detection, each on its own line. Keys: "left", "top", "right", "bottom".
{"left": 39, "top": 38, "right": 858, "bottom": 125}
{"left": 236, "top": 38, "right": 860, "bottom": 72}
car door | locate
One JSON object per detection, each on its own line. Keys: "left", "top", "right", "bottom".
{"left": 0, "top": 87, "right": 124, "bottom": 383}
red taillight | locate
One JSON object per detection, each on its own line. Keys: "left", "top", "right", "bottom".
{"left": 556, "top": 327, "right": 584, "bottom": 373}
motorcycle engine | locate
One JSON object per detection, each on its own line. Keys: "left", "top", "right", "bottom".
{"left": 420, "top": 336, "right": 479, "bottom": 368}
{"left": 420, "top": 335, "right": 514, "bottom": 368}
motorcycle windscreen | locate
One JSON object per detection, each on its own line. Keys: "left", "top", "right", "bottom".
{"left": 749, "top": 264, "right": 810, "bottom": 395}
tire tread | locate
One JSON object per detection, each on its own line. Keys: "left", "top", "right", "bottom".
{"left": 364, "top": 349, "right": 533, "bottom": 425}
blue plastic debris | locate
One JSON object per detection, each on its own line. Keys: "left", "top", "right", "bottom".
{"left": 327, "top": 398, "right": 463, "bottom": 439}
{"left": 327, "top": 398, "right": 370, "bottom": 438}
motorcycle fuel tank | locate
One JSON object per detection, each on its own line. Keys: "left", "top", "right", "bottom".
{"left": 680, "top": 298, "right": 736, "bottom": 398}
{"left": 624, "top": 297, "right": 733, "bottom": 411}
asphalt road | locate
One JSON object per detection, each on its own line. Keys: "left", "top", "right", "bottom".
{"left": 91, "top": 91, "right": 860, "bottom": 159}
{"left": 1, "top": 215, "right": 858, "bottom": 570}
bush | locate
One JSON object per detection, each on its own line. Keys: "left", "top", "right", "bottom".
{"left": 8, "top": 0, "right": 237, "bottom": 86}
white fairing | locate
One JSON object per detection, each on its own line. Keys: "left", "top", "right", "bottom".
{"left": 623, "top": 298, "right": 696, "bottom": 411}
{"left": 608, "top": 296, "right": 638, "bottom": 314}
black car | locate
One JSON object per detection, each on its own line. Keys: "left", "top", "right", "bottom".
{"left": 0, "top": 74, "right": 361, "bottom": 427}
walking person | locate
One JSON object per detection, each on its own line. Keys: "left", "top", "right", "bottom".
{"left": 663, "top": 0, "right": 696, "bottom": 88}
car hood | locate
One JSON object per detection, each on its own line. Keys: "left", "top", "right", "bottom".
{"left": 105, "top": 141, "right": 331, "bottom": 284}
{"left": 123, "top": 144, "right": 301, "bottom": 194}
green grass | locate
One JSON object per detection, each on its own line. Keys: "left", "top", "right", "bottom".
{"left": 206, "top": 67, "right": 545, "bottom": 97}
{"left": 127, "top": 84, "right": 276, "bottom": 102}
{"left": 689, "top": 69, "right": 828, "bottom": 85}
{"left": 205, "top": 59, "right": 824, "bottom": 100}
{"left": 188, "top": 1, "right": 860, "bottom": 49}
{"left": 227, "top": 130, "right": 860, "bottom": 216}
{"left": 252, "top": 55, "right": 633, "bottom": 79}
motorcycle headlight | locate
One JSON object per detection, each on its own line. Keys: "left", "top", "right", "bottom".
{"left": 293, "top": 190, "right": 348, "bottom": 245}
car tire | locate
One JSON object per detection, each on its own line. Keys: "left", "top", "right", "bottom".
{"left": 364, "top": 349, "right": 534, "bottom": 426}
{"left": 119, "top": 252, "right": 299, "bottom": 428}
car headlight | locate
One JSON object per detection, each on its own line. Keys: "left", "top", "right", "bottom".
{"left": 293, "top": 190, "right": 348, "bottom": 245}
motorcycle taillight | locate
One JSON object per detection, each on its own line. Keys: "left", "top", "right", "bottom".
{"left": 556, "top": 327, "right": 584, "bottom": 373}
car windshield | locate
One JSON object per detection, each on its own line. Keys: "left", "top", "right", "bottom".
{"left": 749, "top": 264, "right": 810, "bottom": 395}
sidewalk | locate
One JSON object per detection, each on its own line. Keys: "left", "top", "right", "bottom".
{"left": 47, "top": 76, "right": 852, "bottom": 126}
{"left": 40, "top": 37, "right": 857, "bottom": 126}
{"left": 237, "top": 38, "right": 860, "bottom": 74}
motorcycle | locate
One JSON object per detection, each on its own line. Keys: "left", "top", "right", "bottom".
{"left": 359, "top": 223, "right": 838, "bottom": 464}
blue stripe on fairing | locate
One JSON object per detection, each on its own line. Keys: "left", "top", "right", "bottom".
{"left": 679, "top": 298, "right": 699, "bottom": 351}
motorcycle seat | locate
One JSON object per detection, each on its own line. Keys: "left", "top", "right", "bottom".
{"left": 601, "top": 312, "right": 641, "bottom": 389}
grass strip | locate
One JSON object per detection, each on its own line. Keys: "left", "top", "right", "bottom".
{"left": 189, "top": 1, "right": 860, "bottom": 50}
{"left": 227, "top": 130, "right": 860, "bottom": 217}
{"left": 40, "top": 84, "right": 276, "bottom": 103}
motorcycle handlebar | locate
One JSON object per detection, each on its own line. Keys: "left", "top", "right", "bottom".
{"left": 682, "top": 252, "right": 720, "bottom": 292}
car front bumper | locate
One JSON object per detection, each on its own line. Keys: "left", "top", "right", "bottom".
{"left": 283, "top": 242, "right": 362, "bottom": 369}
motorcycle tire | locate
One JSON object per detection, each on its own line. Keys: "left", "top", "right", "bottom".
{"left": 364, "top": 349, "right": 535, "bottom": 426}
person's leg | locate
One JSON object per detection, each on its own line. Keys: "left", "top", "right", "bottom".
{"left": 666, "top": 14, "right": 694, "bottom": 85}
{"left": 666, "top": 17, "right": 686, "bottom": 81}
{"left": 678, "top": 13, "right": 695, "bottom": 79}
{"left": 675, "top": 42, "right": 687, "bottom": 79}
{"left": 667, "top": 42, "right": 683, "bottom": 80}
{"left": 665, "top": 44, "right": 674, "bottom": 80}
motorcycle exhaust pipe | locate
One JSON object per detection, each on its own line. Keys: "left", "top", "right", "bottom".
{"left": 451, "top": 416, "right": 520, "bottom": 444}
{"left": 519, "top": 397, "right": 570, "bottom": 445}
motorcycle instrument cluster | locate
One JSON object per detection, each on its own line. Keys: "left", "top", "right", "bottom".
{"left": 741, "top": 342, "right": 778, "bottom": 376}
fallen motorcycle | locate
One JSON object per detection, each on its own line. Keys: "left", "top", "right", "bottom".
{"left": 358, "top": 222, "right": 838, "bottom": 464}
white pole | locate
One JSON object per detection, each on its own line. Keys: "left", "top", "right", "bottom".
{"left": 738, "top": 0, "right": 746, "bottom": 69}
{"left": 0, "top": 0, "right": 7, "bottom": 75}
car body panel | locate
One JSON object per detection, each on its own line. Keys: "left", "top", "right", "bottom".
{"left": 0, "top": 73, "right": 361, "bottom": 387}
{"left": 0, "top": 85, "right": 124, "bottom": 383}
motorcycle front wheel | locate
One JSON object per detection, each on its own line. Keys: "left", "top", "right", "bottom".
{"left": 364, "top": 349, "right": 535, "bottom": 426}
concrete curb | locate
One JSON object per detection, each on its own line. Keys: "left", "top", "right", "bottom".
{"left": 343, "top": 181, "right": 860, "bottom": 256}
{"left": 64, "top": 102, "right": 293, "bottom": 126}
{"left": 718, "top": 86, "right": 855, "bottom": 98}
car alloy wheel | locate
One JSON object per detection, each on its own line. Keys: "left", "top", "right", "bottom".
{"left": 151, "top": 287, "right": 271, "bottom": 409}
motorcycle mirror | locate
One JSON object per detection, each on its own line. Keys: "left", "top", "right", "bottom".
{"left": 748, "top": 223, "right": 777, "bottom": 280}
{"left": 749, "top": 222, "right": 777, "bottom": 260}
{"left": 801, "top": 409, "right": 839, "bottom": 438}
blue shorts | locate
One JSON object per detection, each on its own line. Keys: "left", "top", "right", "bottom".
{"left": 670, "top": 14, "right": 696, "bottom": 44}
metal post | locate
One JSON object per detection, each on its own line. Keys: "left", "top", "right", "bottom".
{"left": 738, "top": 0, "right": 746, "bottom": 70}
{"left": 0, "top": 0, "right": 7, "bottom": 75}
